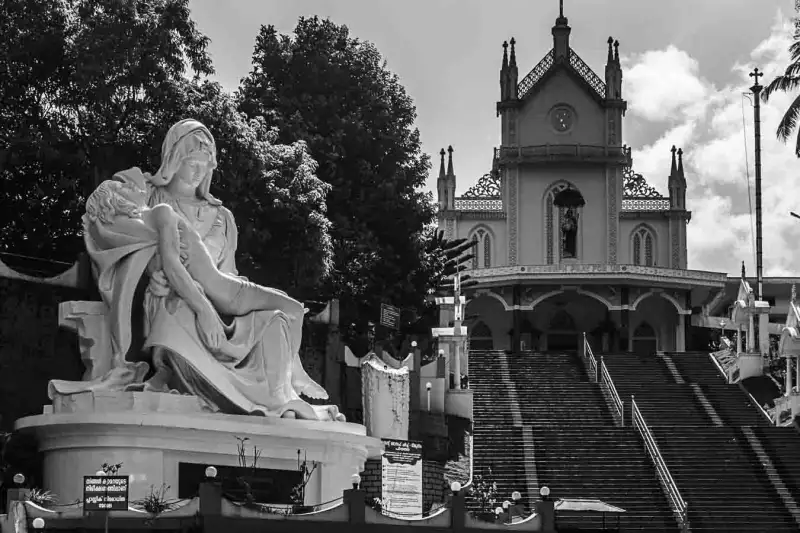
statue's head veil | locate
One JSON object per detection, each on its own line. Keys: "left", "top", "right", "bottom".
{"left": 146, "top": 119, "right": 221, "bottom": 205}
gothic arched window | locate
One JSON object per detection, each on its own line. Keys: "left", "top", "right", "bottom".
{"left": 544, "top": 182, "right": 582, "bottom": 264}
{"left": 632, "top": 226, "right": 656, "bottom": 266}
{"left": 468, "top": 228, "right": 493, "bottom": 269}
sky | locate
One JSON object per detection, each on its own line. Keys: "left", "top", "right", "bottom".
{"left": 187, "top": 0, "right": 800, "bottom": 277}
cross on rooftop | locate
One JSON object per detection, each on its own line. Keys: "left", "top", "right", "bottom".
{"left": 750, "top": 68, "right": 763, "bottom": 86}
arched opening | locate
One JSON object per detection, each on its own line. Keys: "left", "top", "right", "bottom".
{"left": 468, "top": 227, "right": 493, "bottom": 269}
{"left": 470, "top": 322, "right": 494, "bottom": 351}
{"left": 544, "top": 182, "right": 584, "bottom": 264}
{"left": 631, "top": 225, "right": 656, "bottom": 266}
{"left": 632, "top": 322, "right": 658, "bottom": 356}
{"left": 547, "top": 309, "right": 578, "bottom": 352}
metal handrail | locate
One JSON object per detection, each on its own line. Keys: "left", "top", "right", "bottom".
{"left": 600, "top": 358, "right": 623, "bottom": 425}
{"left": 583, "top": 332, "right": 597, "bottom": 381}
{"left": 631, "top": 397, "right": 690, "bottom": 532}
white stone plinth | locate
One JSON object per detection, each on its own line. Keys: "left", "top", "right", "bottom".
{"left": 15, "top": 392, "right": 382, "bottom": 506}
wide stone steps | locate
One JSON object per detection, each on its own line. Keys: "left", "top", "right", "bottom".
{"left": 754, "top": 427, "right": 800, "bottom": 501}
{"left": 470, "top": 425, "right": 531, "bottom": 508}
{"left": 652, "top": 427, "right": 797, "bottom": 532}
{"left": 532, "top": 427, "right": 678, "bottom": 532}
{"left": 665, "top": 352, "right": 728, "bottom": 386}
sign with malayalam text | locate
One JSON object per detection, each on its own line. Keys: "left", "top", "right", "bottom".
{"left": 381, "top": 439, "right": 423, "bottom": 517}
{"left": 380, "top": 303, "right": 400, "bottom": 330}
{"left": 83, "top": 476, "right": 129, "bottom": 511}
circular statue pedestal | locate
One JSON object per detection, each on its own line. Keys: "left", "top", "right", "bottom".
{"left": 15, "top": 391, "right": 382, "bottom": 505}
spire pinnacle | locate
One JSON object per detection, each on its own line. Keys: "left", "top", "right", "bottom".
{"left": 677, "top": 148, "right": 684, "bottom": 178}
{"left": 555, "top": 0, "right": 568, "bottom": 25}
{"left": 614, "top": 40, "right": 620, "bottom": 62}
{"left": 502, "top": 41, "right": 508, "bottom": 69}
{"left": 792, "top": 283, "right": 797, "bottom": 305}
{"left": 741, "top": 261, "right": 746, "bottom": 280}
{"left": 438, "top": 148, "right": 446, "bottom": 178}
{"left": 670, "top": 146, "right": 678, "bottom": 176}
{"left": 607, "top": 37, "right": 614, "bottom": 62}
{"left": 509, "top": 37, "right": 517, "bottom": 67}
{"left": 447, "top": 145, "right": 454, "bottom": 176}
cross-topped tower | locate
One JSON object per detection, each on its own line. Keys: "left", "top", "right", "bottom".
{"left": 750, "top": 67, "right": 763, "bottom": 87}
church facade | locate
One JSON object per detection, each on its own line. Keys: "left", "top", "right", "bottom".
{"left": 436, "top": 8, "right": 729, "bottom": 355}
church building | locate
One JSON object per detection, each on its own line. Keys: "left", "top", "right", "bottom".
{"left": 436, "top": 6, "right": 730, "bottom": 355}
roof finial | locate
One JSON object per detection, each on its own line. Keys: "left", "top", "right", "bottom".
{"left": 792, "top": 283, "right": 797, "bottom": 305}
{"left": 439, "top": 148, "right": 446, "bottom": 178}
{"left": 502, "top": 41, "right": 508, "bottom": 69}
{"left": 677, "top": 148, "right": 684, "bottom": 178}
{"left": 670, "top": 145, "right": 678, "bottom": 176}
{"left": 614, "top": 40, "right": 620, "bottom": 62}
{"left": 509, "top": 37, "right": 517, "bottom": 67}
{"left": 607, "top": 37, "right": 614, "bottom": 62}
{"left": 559, "top": 0, "right": 564, "bottom": 18}
{"left": 741, "top": 261, "right": 746, "bottom": 280}
{"left": 447, "top": 145, "right": 454, "bottom": 176}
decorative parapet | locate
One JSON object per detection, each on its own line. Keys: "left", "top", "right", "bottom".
{"left": 622, "top": 198, "right": 671, "bottom": 211}
{"left": 516, "top": 47, "right": 606, "bottom": 101}
{"left": 454, "top": 198, "right": 504, "bottom": 212}
{"left": 495, "top": 144, "right": 631, "bottom": 166}
{"left": 467, "top": 264, "right": 727, "bottom": 288}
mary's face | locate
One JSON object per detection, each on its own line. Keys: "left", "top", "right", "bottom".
{"left": 175, "top": 150, "right": 213, "bottom": 191}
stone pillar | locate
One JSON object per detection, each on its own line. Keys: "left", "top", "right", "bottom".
{"left": 787, "top": 357, "right": 793, "bottom": 396}
{"left": 736, "top": 326, "right": 742, "bottom": 354}
{"left": 621, "top": 287, "right": 631, "bottom": 353}
{"left": 748, "top": 314, "right": 755, "bottom": 352}
{"left": 795, "top": 356, "right": 799, "bottom": 392}
{"left": 759, "top": 313, "right": 770, "bottom": 355}
{"left": 453, "top": 341, "right": 461, "bottom": 389}
{"left": 512, "top": 285, "right": 522, "bottom": 353}
{"left": 676, "top": 315, "right": 686, "bottom": 352}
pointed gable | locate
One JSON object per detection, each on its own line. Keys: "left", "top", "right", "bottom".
{"left": 517, "top": 48, "right": 606, "bottom": 104}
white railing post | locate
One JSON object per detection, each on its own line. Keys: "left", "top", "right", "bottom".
{"left": 631, "top": 394, "right": 635, "bottom": 427}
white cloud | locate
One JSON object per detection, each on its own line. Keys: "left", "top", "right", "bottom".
{"left": 624, "top": 12, "right": 800, "bottom": 276}
{"left": 623, "top": 46, "right": 711, "bottom": 122}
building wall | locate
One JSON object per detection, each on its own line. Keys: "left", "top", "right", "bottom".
{"left": 618, "top": 218, "right": 671, "bottom": 266}
{"left": 516, "top": 70, "right": 605, "bottom": 147}
{"left": 455, "top": 218, "right": 508, "bottom": 269}
{"left": 515, "top": 167, "right": 608, "bottom": 265}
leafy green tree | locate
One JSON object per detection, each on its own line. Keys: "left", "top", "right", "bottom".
{"left": 0, "top": 0, "right": 332, "bottom": 294}
{"left": 238, "top": 16, "right": 436, "bottom": 334}
{"left": 762, "top": 40, "right": 800, "bottom": 155}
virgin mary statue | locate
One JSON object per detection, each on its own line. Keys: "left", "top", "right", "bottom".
{"left": 49, "top": 119, "right": 343, "bottom": 422}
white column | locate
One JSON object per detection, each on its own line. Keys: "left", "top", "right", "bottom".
{"left": 736, "top": 325, "right": 742, "bottom": 354}
{"left": 786, "top": 357, "right": 792, "bottom": 396}
{"left": 453, "top": 340, "right": 461, "bottom": 389}
{"left": 748, "top": 315, "right": 755, "bottom": 352}
{"left": 676, "top": 315, "right": 686, "bottom": 352}
{"left": 795, "top": 356, "right": 799, "bottom": 393}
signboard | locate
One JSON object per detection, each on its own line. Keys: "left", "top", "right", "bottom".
{"left": 381, "top": 439, "right": 423, "bottom": 516}
{"left": 83, "top": 476, "right": 129, "bottom": 511}
{"left": 380, "top": 303, "right": 400, "bottom": 330}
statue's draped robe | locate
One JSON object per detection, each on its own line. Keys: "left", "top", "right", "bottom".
{"left": 51, "top": 185, "right": 335, "bottom": 421}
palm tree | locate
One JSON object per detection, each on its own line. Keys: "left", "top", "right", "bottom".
{"left": 762, "top": 40, "right": 800, "bottom": 156}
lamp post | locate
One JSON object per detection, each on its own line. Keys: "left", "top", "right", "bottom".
{"left": 426, "top": 382, "right": 432, "bottom": 411}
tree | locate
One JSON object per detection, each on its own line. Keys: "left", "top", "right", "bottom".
{"left": 238, "top": 16, "right": 436, "bottom": 336}
{"left": 0, "top": 0, "right": 332, "bottom": 294}
{"left": 762, "top": 39, "right": 800, "bottom": 155}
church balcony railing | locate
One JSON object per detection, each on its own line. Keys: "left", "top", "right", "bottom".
{"left": 494, "top": 144, "right": 632, "bottom": 166}
{"left": 453, "top": 198, "right": 504, "bottom": 211}
{"left": 467, "top": 263, "right": 727, "bottom": 288}
{"left": 622, "top": 197, "right": 672, "bottom": 211}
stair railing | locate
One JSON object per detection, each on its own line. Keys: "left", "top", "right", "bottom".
{"left": 600, "top": 357, "right": 624, "bottom": 426}
{"left": 631, "top": 395, "right": 690, "bottom": 533}
{"left": 582, "top": 332, "right": 598, "bottom": 382}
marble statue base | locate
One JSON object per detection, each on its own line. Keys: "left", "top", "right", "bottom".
{"left": 15, "top": 391, "right": 383, "bottom": 505}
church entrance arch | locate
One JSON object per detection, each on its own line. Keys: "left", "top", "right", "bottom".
{"left": 632, "top": 322, "right": 658, "bottom": 356}
{"left": 547, "top": 309, "right": 579, "bottom": 352}
{"left": 469, "top": 322, "right": 494, "bottom": 351}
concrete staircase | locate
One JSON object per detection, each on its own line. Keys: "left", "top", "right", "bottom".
{"left": 469, "top": 350, "right": 677, "bottom": 531}
{"left": 599, "top": 351, "right": 798, "bottom": 531}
